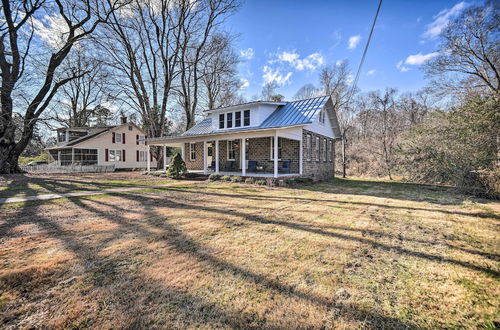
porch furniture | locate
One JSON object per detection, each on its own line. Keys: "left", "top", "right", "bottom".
{"left": 248, "top": 160, "right": 257, "bottom": 172}
{"left": 256, "top": 165, "right": 264, "bottom": 172}
{"left": 279, "top": 160, "right": 290, "bottom": 174}
{"left": 224, "top": 161, "right": 236, "bottom": 171}
{"left": 208, "top": 160, "right": 216, "bottom": 170}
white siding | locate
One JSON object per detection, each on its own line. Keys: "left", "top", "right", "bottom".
{"left": 304, "top": 106, "right": 336, "bottom": 138}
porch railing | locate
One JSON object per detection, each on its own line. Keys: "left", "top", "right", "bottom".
{"left": 20, "top": 164, "right": 115, "bottom": 174}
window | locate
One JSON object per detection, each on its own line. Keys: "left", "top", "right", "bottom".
{"left": 115, "top": 133, "right": 122, "bottom": 143}
{"left": 73, "top": 149, "right": 98, "bottom": 165}
{"left": 128, "top": 125, "right": 133, "bottom": 131}
{"left": 235, "top": 111, "right": 241, "bottom": 127}
{"left": 227, "top": 140, "right": 236, "bottom": 161}
{"left": 243, "top": 110, "right": 250, "bottom": 126}
{"left": 270, "top": 137, "right": 282, "bottom": 160}
{"left": 329, "top": 140, "right": 333, "bottom": 162}
{"left": 219, "top": 114, "right": 225, "bottom": 129}
{"left": 109, "top": 149, "right": 122, "bottom": 162}
{"left": 319, "top": 109, "right": 325, "bottom": 124}
{"left": 306, "top": 134, "right": 311, "bottom": 161}
{"left": 226, "top": 112, "right": 233, "bottom": 128}
{"left": 138, "top": 150, "right": 148, "bottom": 162}
{"left": 189, "top": 143, "right": 196, "bottom": 161}
{"left": 315, "top": 137, "right": 320, "bottom": 161}
{"left": 323, "top": 139, "right": 327, "bottom": 162}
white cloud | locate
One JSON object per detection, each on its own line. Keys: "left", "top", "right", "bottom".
{"left": 404, "top": 52, "right": 439, "bottom": 65}
{"left": 396, "top": 60, "right": 410, "bottom": 72}
{"left": 240, "top": 78, "right": 250, "bottom": 89}
{"left": 422, "top": 1, "right": 468, "bottom": 39}
{"left": 367, "top": 69, "right": 376, "bottom": 76}
{"left": 347, "top": 35, "right": 361, "bottom": 50}
{"left": 276, "top": 51, "right": 324, "bottom": 71}
{"left": 32, "top": 14, "right": 70, "bottom": 48}
{"left": 346, "top": 73, "right": 354, "bottom": 85}
{"left": 262, "top": 65, "right": 292, "bottom": 86}
{"left": 239, "top": 48, "right": 254, "bottom": 60}
{"left": 336, "top": 59, "right": 344, "bottom": 66}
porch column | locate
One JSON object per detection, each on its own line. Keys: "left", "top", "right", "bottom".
{"left": 180, "top": 143, "right": 185, "bottom": 161}
{"left": 58, "top": 151, "right": 61, "bottom": 166}
{"left": 273, "top": 133, "right": 279, "bottom": 178}
{"left": 241, "top": 138, "right": 246, "bottom": 176}
{"left": 203, "top": 141, "right": 208, "bottom": 174}
{"left": 215, "top": 139, "right": 220, "bottom": 173}
{"left": 147, "top": 145, "right": 151, "bottom": 172}
{"left": 71, "top": 148, "right": 75, "bottom": 166}
{"left": 299, "top": 137, "right": 303, "bottom": 175}
{"left": 163, "top": 145, "right": 167, "bottom": 172}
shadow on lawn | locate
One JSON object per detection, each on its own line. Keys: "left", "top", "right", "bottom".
{"left": 1, "top": 183, "right": 418, "bottom": 329}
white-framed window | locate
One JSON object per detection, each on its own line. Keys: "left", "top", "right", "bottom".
{"left": 319, "top": 109, "right": 325, "bottom": 124}
{"left": 315, "top": 137, "right": 320, "bottom": 161}
{"left": 139, "top": 150, "right": 148, "bottom": 162}
{"left": 243, "top": 110, "right": 250, "bottom": 126}
{"left": 329, "top": 140, "right": 333, "bottom": 162}
{"left": 235, "top": 111, "right": 241, "bottom": 127}
{"left": 115, "top": 132, "right": 122, "bottom": 143}
{"left": 306, "top": 134, "right": 311, "bottom": 161}
{"left": 109, "top": 149, "right": 122, "bottom": 162}
{"left": 219, "top": 114, "right": 225, "bottom": 129}
{"left": 189, "top": 143, "right": 196, "bottom": 161}
{"left": 270, "top": 137, "right": 282, "bottom": 160}
{"left": 227, "top": 140, "right": 236, "bottom": 161}
{"left": 323, "top": 138, "right": 327, "bottom": 162}
{"left": 226, "top": 112, "right": 233, "bottom": 128}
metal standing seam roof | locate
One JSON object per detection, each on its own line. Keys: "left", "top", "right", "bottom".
{"left": 176, "top": 95, "right": 330, "bottom": 138}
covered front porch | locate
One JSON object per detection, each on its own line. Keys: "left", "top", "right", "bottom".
{"left": 147, "top": 129, "right": 303, "bottom": 178}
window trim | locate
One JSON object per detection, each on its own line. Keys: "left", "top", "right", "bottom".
{"left": 270, "top": 137, "right": 282, "bottom": 161}
{"left": 226, "top": 112, "right": 233, "bottom": 128}
{"left": 227, "top": 140, "right": 236, "bottom": 161}
{"left": 108, "top": 149, "right": 122, "bottom": 162}
{"left": 115, "top": 132, "right": 122, "bottom": 144}
{"left": 323, "top": 138, "right": 327, "bottom": 162}
{"left": 189, "top": 143, "right": 196, "bottom": 161}
{"left": 235, "top": 111, "right": 241, "bottom": 127}
{"left": 329, "top": 140, "right": 333, "bottom": 162}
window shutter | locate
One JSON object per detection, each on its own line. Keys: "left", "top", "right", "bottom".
{"left": 105, "top": 148, "right": 109, "bottom": 161}
{"left": 112, "top": 132, "right": 115, "bottom": 143}
{"left": 122, "top": 150, "right": 126, "bottom": 162}
{"left": 122, "top": 133, "right": 126, "bottom": 144}
{"left": 136, "top": 150, "right": 139, "bottom": 161}
{"left": 136, "top": 134, "right": 139, "bottom": 145}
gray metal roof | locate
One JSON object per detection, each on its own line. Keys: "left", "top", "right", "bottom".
{"left": 147, "top": 96, "right": 331, "bottom": 142}
{"left": 260, "top": 95, "right": 329, "bottom": 128}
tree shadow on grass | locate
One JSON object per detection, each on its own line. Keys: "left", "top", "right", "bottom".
{"left": 1, "top": 190, "right": 419, "bottom": 329}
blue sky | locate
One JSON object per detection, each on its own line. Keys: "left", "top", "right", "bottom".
{"left": 225, "top": 0, "right": 471, "bottom": 99}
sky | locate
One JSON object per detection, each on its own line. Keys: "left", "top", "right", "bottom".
{"left": 226, "top": 0, "right": 472, "bottom": 99}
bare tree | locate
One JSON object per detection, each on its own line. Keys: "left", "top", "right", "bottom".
{"left": 176, "top": 0, "right": 240, "bottom": 130}
{"left": 425, "top": 2, "right": 499, "bottom": 98}
{"left": 201, "top": 33, "right": 241, "bottom": 109}
{"left": 293, "top": 84, "right": 319, "bottom": 100}
{"left": 261, "top": 82, "right": 284, "bottom": 101}
{"left": 0, "top": 0, "right": 127, "bottom": 173}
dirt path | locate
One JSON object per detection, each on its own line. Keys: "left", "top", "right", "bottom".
{"left": 0, "top": 181, "right": 198, "bottom": 204}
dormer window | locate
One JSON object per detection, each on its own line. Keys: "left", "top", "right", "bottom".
{"left": 235, "top": 111, "right": 241, "bottom": 127}
{"left": 226, "top": 113, "right": 233, "bottom": 128}
{"left": 244, "top": 110, "right": 250, "bottom": 126}
{"left": 219, "top": 114, "right": 224, "bottom": 129}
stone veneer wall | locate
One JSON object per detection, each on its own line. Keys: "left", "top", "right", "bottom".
{"left": 302, "top": 129, "right": 335, "bottom": 181}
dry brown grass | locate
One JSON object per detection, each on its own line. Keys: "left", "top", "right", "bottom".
{"left": 0, "top": 176, "right": 499, "bottom": 329}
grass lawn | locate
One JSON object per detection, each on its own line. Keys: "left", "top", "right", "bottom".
{"left": 0, "top": 176, "right": 499, "bottom": 328}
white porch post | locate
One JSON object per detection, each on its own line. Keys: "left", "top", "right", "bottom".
{"left": 241, "top": 138, "right": 246, "bottom": 176}
{"left": 163, "top": 145, "right": 167, "bottom": 172}
{"left": 71, "top": 148, "right": 75, "bottom": 166}
{"left": 299, "top": 137, "right": 303, "bottom": 175}
{"left": 58, "top": 150, "right": 61, "bottom": 166}
{"left": 147, "top": 145, "right": 151, "bottom": 172}
{"left": 215, "top": 139, "right": 220, "bottom": 173}
{"left": 273, "top": 133, "right": 278, "bottom": 178}
{"left": 203, "top": 141, "right": 208, "bottom": 174}
{"left": 180, "top": 143, "right": 185, "bottom": 161}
